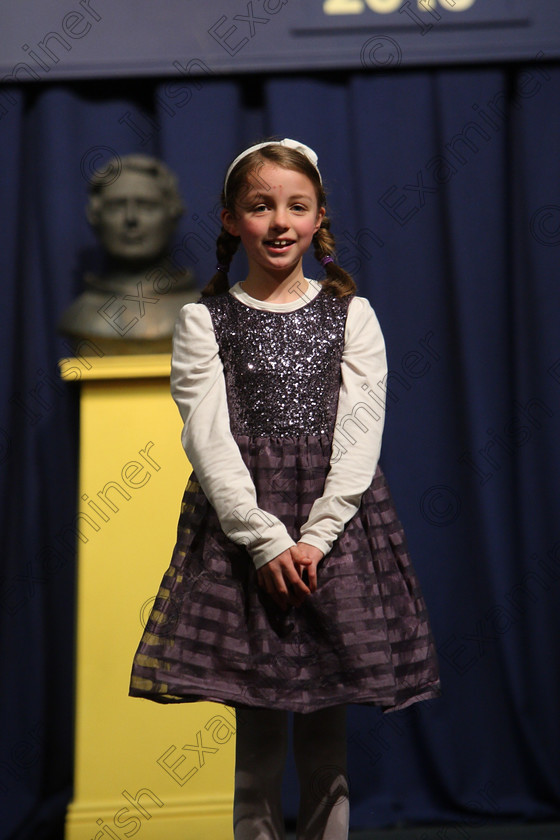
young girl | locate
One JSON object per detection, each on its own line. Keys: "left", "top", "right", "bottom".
{"left": 130, "top": 138, "right": 440, "bottom": 839}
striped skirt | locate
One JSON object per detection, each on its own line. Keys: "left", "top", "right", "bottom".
{"left": 129, "top": 434, "right": 440, "bottom": 714}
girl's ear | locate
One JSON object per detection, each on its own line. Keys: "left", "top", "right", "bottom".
{"left": 221, "top": 207, "right": 239, "bottom": 237}
{"left": 314, "top": 206, "right": 326, "bottom": 234}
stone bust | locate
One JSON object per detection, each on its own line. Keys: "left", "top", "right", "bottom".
{"left": 58, "top": 154, "right": 199, "bottom": 354}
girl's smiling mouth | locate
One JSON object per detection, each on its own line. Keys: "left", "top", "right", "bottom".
{"left": 264, "top": 238, "right": 294, "bottom": 250}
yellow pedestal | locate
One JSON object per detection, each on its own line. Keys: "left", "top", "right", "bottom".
{"left": 60, "top": 354, "right": 234, "bottom": 840}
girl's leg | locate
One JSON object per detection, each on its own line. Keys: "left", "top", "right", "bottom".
{"left": 293, "top": 705, "right": 349, "bottom": 840}
{"left": 234, "top": 707, "right": 289, "bottom": 840}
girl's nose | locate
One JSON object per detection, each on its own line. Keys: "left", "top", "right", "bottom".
{"left": 270, "top": 207, "right": 288, "bottom": 228}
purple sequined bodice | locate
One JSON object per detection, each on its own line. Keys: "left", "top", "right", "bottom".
{"left": 201, "top": 290, "right": 351, "bottom": 436}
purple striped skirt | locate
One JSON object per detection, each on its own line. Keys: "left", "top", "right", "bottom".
{"left": 129, "top": 434, "right": 440, "bottom": 713}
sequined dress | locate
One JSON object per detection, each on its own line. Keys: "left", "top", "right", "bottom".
{"left": 129, "top": 288, "right": 440, "bottom": 713}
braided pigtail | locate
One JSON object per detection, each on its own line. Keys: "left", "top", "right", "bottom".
{"left": 313, "top": 216, "right": 356, "bottom": 297}
{"left": 200, "top": 229, "right": 240, "bottom": 297}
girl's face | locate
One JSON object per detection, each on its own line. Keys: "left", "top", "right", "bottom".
{"left": 221, "top": 164, "right": 325, "bottom": 279}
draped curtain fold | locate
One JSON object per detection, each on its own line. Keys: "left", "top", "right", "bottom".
{"left": 1, "top": 64, "right": 559, "bottom": 838}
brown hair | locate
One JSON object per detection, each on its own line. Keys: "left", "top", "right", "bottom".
{"left": 201, "top": 143, "right": 356, "bottom": 297}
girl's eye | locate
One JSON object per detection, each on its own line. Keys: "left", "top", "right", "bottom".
{"left": 292, "top": 204, "right": 307, "bottom": 212}
{"left": 253, "top": 204, "right": 268, "bottom": 212}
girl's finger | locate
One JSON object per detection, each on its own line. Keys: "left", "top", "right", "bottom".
{"left": 307, "top": 562, "right": 318, "bottom": 593}
{"left": 284, "top": 570, "right": 310, "bottom": 602}
{"left": 290, "top": 547, "right": 312, "bottom": 565}
{"left": 261, "top": 572, "right": 288, "bottom": 610}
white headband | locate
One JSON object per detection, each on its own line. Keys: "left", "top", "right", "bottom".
{"left": 223, "top": 138, "right": 321, "bottom": 198}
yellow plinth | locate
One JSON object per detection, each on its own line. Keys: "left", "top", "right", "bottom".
{"left": 60, "top": 354, "right": 234, "bottom": 840}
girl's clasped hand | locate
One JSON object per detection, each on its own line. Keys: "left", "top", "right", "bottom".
{"left": 256, "top": 543, "right": 324, "bottom": 611}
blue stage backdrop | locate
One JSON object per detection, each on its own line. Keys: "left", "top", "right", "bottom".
{"left": 1, "top": 60, "right": 560, "bottom": 840}
{"left": 1, "top": 0, "right": 560, "bottom": 82}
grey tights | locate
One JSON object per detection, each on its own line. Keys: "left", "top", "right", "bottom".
{"left": 233, "top": 706, "right": 349, "bottom": 840}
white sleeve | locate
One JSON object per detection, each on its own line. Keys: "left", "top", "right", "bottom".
{"left": 170, "top": 303, "right": 296, "bottom": 569}
{"left": 299, "top": 296, "right": 387, "bottom": 555}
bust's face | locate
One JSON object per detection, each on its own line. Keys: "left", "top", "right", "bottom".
{"left": 92, "top": 170, "right": 176, "bottom": 264}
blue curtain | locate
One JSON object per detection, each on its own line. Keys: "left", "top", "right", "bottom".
{"left": 1, "top": 63, "right": 560, "bottom": 838}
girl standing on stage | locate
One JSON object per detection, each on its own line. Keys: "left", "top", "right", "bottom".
{"left": 130, "top": 138, "right": 440, "bottom": 840}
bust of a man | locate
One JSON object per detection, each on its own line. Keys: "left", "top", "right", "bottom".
{"left": 59, "top": 154, "right": 199, "bottom": 354}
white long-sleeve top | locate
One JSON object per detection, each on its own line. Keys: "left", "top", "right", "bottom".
{"left": 170, "top": 280, "right": 387, "bottom": 569}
